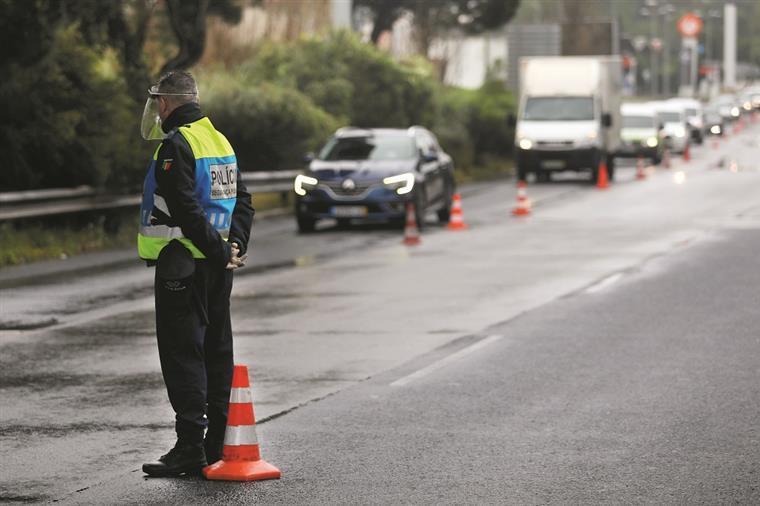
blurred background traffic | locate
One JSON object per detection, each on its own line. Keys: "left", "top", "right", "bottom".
{"left": 1, "top": 0, "right": 758, "bottom": 264}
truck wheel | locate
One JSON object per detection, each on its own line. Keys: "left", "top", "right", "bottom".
{"left": 605, "top": 155, "right": 615, "bottom": 181}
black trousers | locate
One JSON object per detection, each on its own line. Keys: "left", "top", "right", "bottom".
{"left": 154, "top": 260, "right": 234, "bottom": 445}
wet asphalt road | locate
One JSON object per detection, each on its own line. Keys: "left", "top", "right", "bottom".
{"left": 2, "top": 121, "right": 760, "bottom": 503}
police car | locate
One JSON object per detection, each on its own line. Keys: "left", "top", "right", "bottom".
{"left": 293, "top": 127, "right": 455, "bottom": 233}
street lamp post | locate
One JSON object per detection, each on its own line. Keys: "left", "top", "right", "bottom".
{"left": 641, "top": 0, "right": 660, "bottom": 96}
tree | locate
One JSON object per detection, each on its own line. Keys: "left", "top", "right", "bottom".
{"left": 356, "top": 0, "right": 521, "bottom": 53}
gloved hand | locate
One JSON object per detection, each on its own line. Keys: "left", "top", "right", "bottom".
{"left": 225, "top": 242, "right": 248, "bottom": 270}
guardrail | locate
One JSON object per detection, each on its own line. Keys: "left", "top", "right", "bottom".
{"left": 0, "top": 170, "right": 300, "bottom": 222}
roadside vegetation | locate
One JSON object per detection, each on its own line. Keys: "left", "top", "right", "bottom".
{"left": 1, "top": 2, "right": 516, "bottom": 267}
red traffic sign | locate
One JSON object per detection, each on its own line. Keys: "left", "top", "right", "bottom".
{"left": 677, "top": 12, "right": 703, "bottom": 38}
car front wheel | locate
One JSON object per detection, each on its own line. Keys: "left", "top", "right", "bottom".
{"left": 296, "top": 214, "right": 316, "bottom": 233}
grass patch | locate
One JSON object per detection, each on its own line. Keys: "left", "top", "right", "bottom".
{"left": 0, "top": 192, "right": 293, "bottom": 268}
{"left": 0, "top": 214, "right": 137, "bottom": 268}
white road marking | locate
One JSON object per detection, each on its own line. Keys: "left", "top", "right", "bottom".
{"left": 390, "top": 334, "right": 504, "bottom": 387}
{"left": 585, "top": 272, "right": 623, "bottom": 294}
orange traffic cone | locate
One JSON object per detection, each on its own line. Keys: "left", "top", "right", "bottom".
{"left": 636, "top": 156, "right": 647, "bottom": 180}
{"left": 596, "top": 160, "right": 610, "bottom": 189}
{"left": 203, "top": 365, "right": 281, "bottom": 482}
{"left": 682, "top": 143, "right": 691, "bottom": 162}
{"left": 663, "top": 147, "right": 671, "bottom": 169}
{"left": 447, "top": 193, "right": 468, "bottom": 231}
{"left": 402, "top": 202, "right": 421, "bottom": 245}
{"left": 511, "top": 180, "right": 532, "bottom": 216}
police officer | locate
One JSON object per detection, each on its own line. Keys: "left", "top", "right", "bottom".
{"left": 138, "top": 71, "right": 254, "bottom": 477}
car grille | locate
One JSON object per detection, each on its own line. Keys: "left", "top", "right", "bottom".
{"left": 536, "top": 140, "right": 574, "bottom": 148}
{"left": 321, "top": 181, "right": 374, "bottom": 197}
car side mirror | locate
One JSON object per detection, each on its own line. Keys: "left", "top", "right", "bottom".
{"left": 303, "top": 152, "right": 315, "bottom": 164}
{"left": 507, "top": 113, "right": 517, "bottom": 127}
{"left": 602, "top": 113, "right": 612, "bottom": 128}
{"left": 422, "top": 152, "right": 438, "bottom": 163}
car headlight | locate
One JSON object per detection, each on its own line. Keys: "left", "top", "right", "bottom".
{"left": 731, "top": 107, "right": 740, "bottom": 117}
{"left": 710, "top": 125, "right": 721, "bottom": 134}
{"left": 674, "top": 126, "right": 686, "bottom": 138}
{"left": 383, "top": 172, "right": 415, "bottom": 195}
{"left": 743, "top": 102, "right": 752, "bottom": 111}
{"left": 518, "top": 138, "right": 533, "bottom": 150}
{"left": 646, "top": 136, "right": 659, "bottom": 147}
{"left": 294, "top": 174, "right": 318, "bottom": 196}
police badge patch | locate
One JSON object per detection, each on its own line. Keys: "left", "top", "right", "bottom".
{"left": 209, "top": 163, "right": 237, "bottom": 200}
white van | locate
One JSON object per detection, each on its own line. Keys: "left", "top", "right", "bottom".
{"left": 667, "top": 97, "right": 705, "bottom": 144}
{"left": 618, "top": 102, "right": 664, "bottom": 164}
{"left": 654, "top": 101, "right": 690, "bottom": 154}
{"left": 514, "top": 56, "right": 622, "bottom": 183}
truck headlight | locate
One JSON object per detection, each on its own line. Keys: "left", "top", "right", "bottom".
{"left": 383, "top": 172, "right": 415, "bottom": 195}
{"left": 518, "top": 138, "right": 533, "bottom": 150}
{"left": 645, "top": 136, "right": 659, "bottom": 147}
{"left": 294, "top": 174, "right": 318, "bottom": 196}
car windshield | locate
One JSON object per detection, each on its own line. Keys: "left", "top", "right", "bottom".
{"left": 523, "top": 97, "right": 594, "bottom": 121}
{"left": 319, "top": 135, "right": 416, "bottom": 161}
{"left": 623, "top": 115, "right": 653, "bottom": 128}
{"left": 658, "top": 112, "right": 681, "bottom": 123}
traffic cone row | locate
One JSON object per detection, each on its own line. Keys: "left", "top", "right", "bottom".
{"left": 402, "top": 202, "right": 421, "bottom": 246}
{"left": 596, "top": 160, "right": 610, "bottom": 189}
{"left": 636, "top": 156, "right": 647, "bottom": 181}
{"left": 512, "top": 180, "right": 532, "bottom": 216}
{"left": 447, "top": 193, "right": 468, "bottom": 231}
{"left": 203, "top": 365, "right": 281, "bottom": 482}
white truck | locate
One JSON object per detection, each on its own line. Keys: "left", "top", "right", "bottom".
{"left": 513, "top": 56, "right": 622, "bottom": 183}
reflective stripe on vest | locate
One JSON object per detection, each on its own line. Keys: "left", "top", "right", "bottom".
{"left": 137, "top": 117, "right": 237, "bottom": 260}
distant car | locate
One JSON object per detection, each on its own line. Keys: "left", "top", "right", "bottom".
{"left": 711, "top": 94, "right": 741, "bottom": 123}
{"left": 703, "top": 106, "right": 726, "bottom": 137}
{"left": 293, "top": 127, "right": 455, "bottom": 233}
{"left": 617, "top": 102, "right": 664, "bottom": 164}
{"left": 738, "top": 87, "right": 760, "bottom": 112}
{"left": 654, "top": 102, "right": 690, "bottom": 154}
{"left": 667, "top": 97, "right": 705, "bottom": 144}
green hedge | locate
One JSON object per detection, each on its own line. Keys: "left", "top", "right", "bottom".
{"left": 0, "top": 26, "right": 146, "bottom": 192}
{"left": 201, "top": 73, "right": 339, "bottom": 171}
{"left": 2, "top": 28, "right": 516, "bottom": 192}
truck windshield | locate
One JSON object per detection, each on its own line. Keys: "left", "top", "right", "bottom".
{"left": 319, "top": 135, "right": 416, "bottom": 161}
{"left": 523, "top": 97, "right": 594, "bottom": 121}
{"left": 623, "top": 116, "right": 653, "bottom": 128}
{"left": 658, "top": 112, "right": 681, "bottom": 123}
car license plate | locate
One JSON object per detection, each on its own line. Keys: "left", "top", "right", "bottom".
{"left": 541, "top": 160, "right": 566, "bottom": 169}
{"left": 332, "top": 206, "right": 367, "bottom": 218}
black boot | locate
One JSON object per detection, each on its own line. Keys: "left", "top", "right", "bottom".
{"left": 204, "top": 437, "right": 224, "bottom": 465}
{"left": 142, "top": 440, "right": 207, "bottom": 477}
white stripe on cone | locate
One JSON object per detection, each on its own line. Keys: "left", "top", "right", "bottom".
{"left": 229, "top": 387, "right": 252, "bottom": 404}
{"left": 224, "top": 423, "right": 259, "bottom": 446}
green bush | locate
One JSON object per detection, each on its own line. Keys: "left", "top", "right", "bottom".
{"left": 241, "top": 31, "right": 438, "bottom": 129}
{"left": 200, "top": 71, "right": 340, "bottom": 171}
{"left": 0, "top": 25, "right": 146, "bottom": 192}
{"left": 434, "top": 80, "right": 516, "bottom": 170}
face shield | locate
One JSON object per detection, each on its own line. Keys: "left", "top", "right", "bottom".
{"left": 140, "top": 95, "right": 164, "bottom": 140}
{"left": 140, "top": 85, "right": 199, "bottom": 141}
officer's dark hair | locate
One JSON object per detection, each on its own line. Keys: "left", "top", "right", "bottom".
{"left": 156, "top": 70, "right": 199, "bottom": 105}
